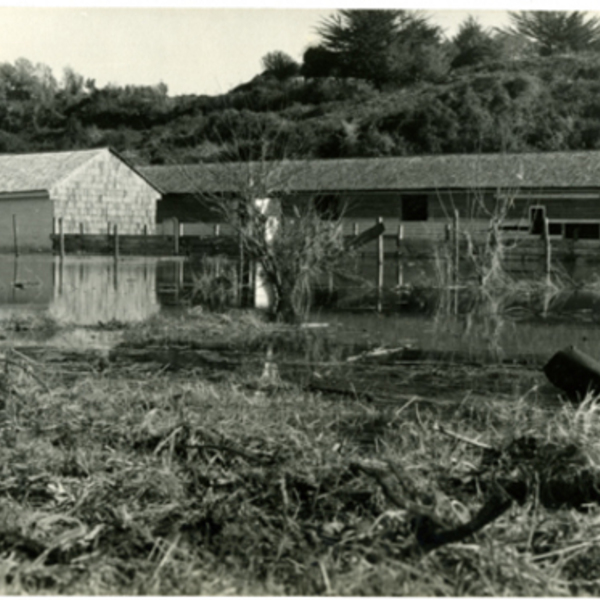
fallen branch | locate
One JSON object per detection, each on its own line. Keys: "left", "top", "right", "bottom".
{"left": 351, "top": 459, "right": 445, "bottom": 529}
{"left": 432, "top": 422, "right": 493, "bottom": 450}
{"left": 415, "top": 493, "right": 512, "bottom": 551}
{"left": 189, "top": 443, "right": 276, "bottom": 465}
{"left": 353, "top": 457, "right": 513, "bottom": 552}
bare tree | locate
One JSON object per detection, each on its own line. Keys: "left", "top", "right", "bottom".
{"left": 171, "top": 152, "right": 352, "bottom": 323}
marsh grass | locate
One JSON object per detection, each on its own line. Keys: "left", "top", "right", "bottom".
{"left": 0, "top": 331, "right": 599, "bottom": 595}
{"left": 188, "top": 256, "right": 239, "bottom": 311}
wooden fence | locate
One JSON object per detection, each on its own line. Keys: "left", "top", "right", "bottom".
{"left": 50, "top": 232, "right": 239, "bottom": 258}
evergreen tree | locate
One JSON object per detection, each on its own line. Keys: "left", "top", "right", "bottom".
{"left": 451, "top": 16, "right": 501, "bottom": 68}
{"left": 507, "top": 11, "right": 600, "bottom": 56}
{"left": 317, "top": 9, "right": 404, "bottom": 88}
{"left": 315, "top": 10, "right": 442, "bottom": 88}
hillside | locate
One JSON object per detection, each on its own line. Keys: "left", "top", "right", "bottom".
{"left": 2, "top": 51, "right": 600, "bottom": 166}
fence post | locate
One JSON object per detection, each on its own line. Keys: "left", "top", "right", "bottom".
{"left": 453, "top": 209, "right": 460, "bottom": 316}
{"left": 173, "top": 217, "right": 179, "bottom": 255}
{"left": 143, "top": 223, "right": 148, "bottom": 257}
{"left": 377, "top": 216, "right": 384, "bottom": 313}
{"left": 453, "top": 210, "right": 460, "bottom": 286}
{"left": 543, "top": 217, "right": 552, "bottom": 279}
{"left": 12, "top": 214, "right": 18, "bottom": 258}
{"left": 114, "top": 224, "right": 120, "bottom": 260}
{"left": 78, "top": 223, "right": 84, "bottom": 253}
{"left": 59, "top": 217, "right": 65, "bottom": 258}
{"left": 396, "top": 221, "right": 403, "bottom": 287}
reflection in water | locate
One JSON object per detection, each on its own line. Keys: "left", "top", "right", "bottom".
{"left": 50, "top": 258, "right": 160, "bottom": 325}
{"left": 0, "top": 256, "right": 165, "bottom": 326}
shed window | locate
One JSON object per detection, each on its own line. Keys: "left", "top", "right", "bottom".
{"left": 314, "top": 194, "right": 342, "bottom": 220}
{"left": 530, "top": 206, "right": 545, "bottom": 235}
{"left": 565, "top": 223, "right": 600, "bottom": 240}
{"left": 402, "top": 195, "right": 428, "bottom": 221}
{"left": 548, "top": 222, "right": 563, "bottom": 236}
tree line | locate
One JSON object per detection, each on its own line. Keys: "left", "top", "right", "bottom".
{"left": 2, "top": 10, "right": 600, "bottom": 163}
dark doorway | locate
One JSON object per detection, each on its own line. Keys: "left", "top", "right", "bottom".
{"left": 529, "top": 205, "right": 546, "bottom": 235}
{"left": 402, "top": 195, "right": 428, "bottom": 221}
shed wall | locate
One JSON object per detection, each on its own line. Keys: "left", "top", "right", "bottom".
{"left": 52, "top": 150, "right": 159, "bottom": 235}
{"left": 0, "top": 198, "right": 53, "bottom": 251}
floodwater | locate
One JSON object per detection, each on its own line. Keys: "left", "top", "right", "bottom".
{"left": 2, "top": 253, "right": 600, "bottom": 362}
{"left": 0, "top": 255, "right": 169, "bottom": 325}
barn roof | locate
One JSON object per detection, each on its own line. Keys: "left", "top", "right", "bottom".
{"left": 140, "top": 151, "right": 600, "bottom": 195}
{"left": 0, "top": 148, "right": 161, "bottom": 194}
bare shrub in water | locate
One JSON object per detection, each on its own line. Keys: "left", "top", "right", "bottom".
{"left": 432, "top": 190, "right": 561, "bottom": 356}
{"left": 173, "top": 155, "right": 351, "bottom": 323}
{"left": 189, "top": 257, "right": 238, "bottom": 312}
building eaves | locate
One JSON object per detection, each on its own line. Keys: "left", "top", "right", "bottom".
{"left": 140, "top": 151, "right": 600, "bottom": 195}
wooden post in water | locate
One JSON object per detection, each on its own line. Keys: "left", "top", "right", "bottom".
{"left": 114, "top": 224, "right": 120, "bottom": 260}
{"left": 453, "top": 209, "right": 460, "bottom": 316}
{"left": 173, "top": 217, "right": 180, "bottom": 255}
{"left": 453, "top": 210, "right": 460, "bottom": 285}
{"left": 396, "top": 221, "right": 403, "bottom": 287}
{"left": 213, "top": 223, "right": 221, "bottom": 277}
{"left": 238, "top": 229, "right": 244, "bottom": 307}
{"left": 543, "top": 216, "right": 552, "bottom": 280}
{"left": 58, "top": 253, "right": 64, "bottom": 295}
{"left": 377, "top": 216, "right": 384, "bottom": 313}
{"left": 353, "top": 222, "right": 361, "bottom": 268}
{"left": 12, "top": 214, "right": 18, "bottom": 258}
{"left": 59, "top": 217, "right": 65, "bottom": 258}
{"left": 79, "top": 223, "right": 84, "bottom": 254}
{"left": 143, "top": 223, "right": 148, "bottom": 257}
{"left": 113, "top": 255, "right": 119, "bottom": 291}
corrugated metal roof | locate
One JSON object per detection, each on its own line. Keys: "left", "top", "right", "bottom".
{"left": 140, "top": 151, "right": 600, "bottom": 195}
{"left": 0, "top": 148, "right": 106, "bottom": 193}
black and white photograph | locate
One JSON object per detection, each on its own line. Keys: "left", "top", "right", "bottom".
{"left": 2, "top": 0, "right": 600, "bottom": 594}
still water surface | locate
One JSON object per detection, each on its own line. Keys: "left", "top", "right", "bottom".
{"left": 2, "top": 254, "right": 600, "bottom": 361}
{"left": 0, "top": 255, "right": 179, "bottom": 325}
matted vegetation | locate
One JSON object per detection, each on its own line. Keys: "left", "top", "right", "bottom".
{"left": 0, "top": 311, "right": 599, "bottom": 595}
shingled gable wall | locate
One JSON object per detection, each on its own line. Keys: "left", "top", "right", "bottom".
{"left": 51, "top": 149, "right": 159, "bottom": 236}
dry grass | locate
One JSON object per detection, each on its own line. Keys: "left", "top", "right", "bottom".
{"left": 0, "top": 320, "right": 598, "bottom": 596}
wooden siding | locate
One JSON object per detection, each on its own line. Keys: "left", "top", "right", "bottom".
{"left": 52, "top": 149, "right": 159, "bottom": 235}
{"left": 0, "top": 197, "right": 53, "bottom": 252}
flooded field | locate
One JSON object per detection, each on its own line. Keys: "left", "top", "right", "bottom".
{"left": 2, "top": 253, "right": 600, "bottom": 363}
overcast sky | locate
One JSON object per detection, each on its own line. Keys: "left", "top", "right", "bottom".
{"left": 1, "top": 1, "right": 599, "bottom": 97}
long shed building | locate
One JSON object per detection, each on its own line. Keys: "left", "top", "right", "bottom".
{"left": 141, "top": 151, "right": 600, "bottom": 242}
{"left": 0, "top": 148, "right": 161, "bottom": 252}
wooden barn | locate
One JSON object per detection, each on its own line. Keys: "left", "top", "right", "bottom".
{"left": 141, "top": 151, "right": 600, "bottom": 242}
{"left": 0, "top": 148, "right": 161, "bottom": 252}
